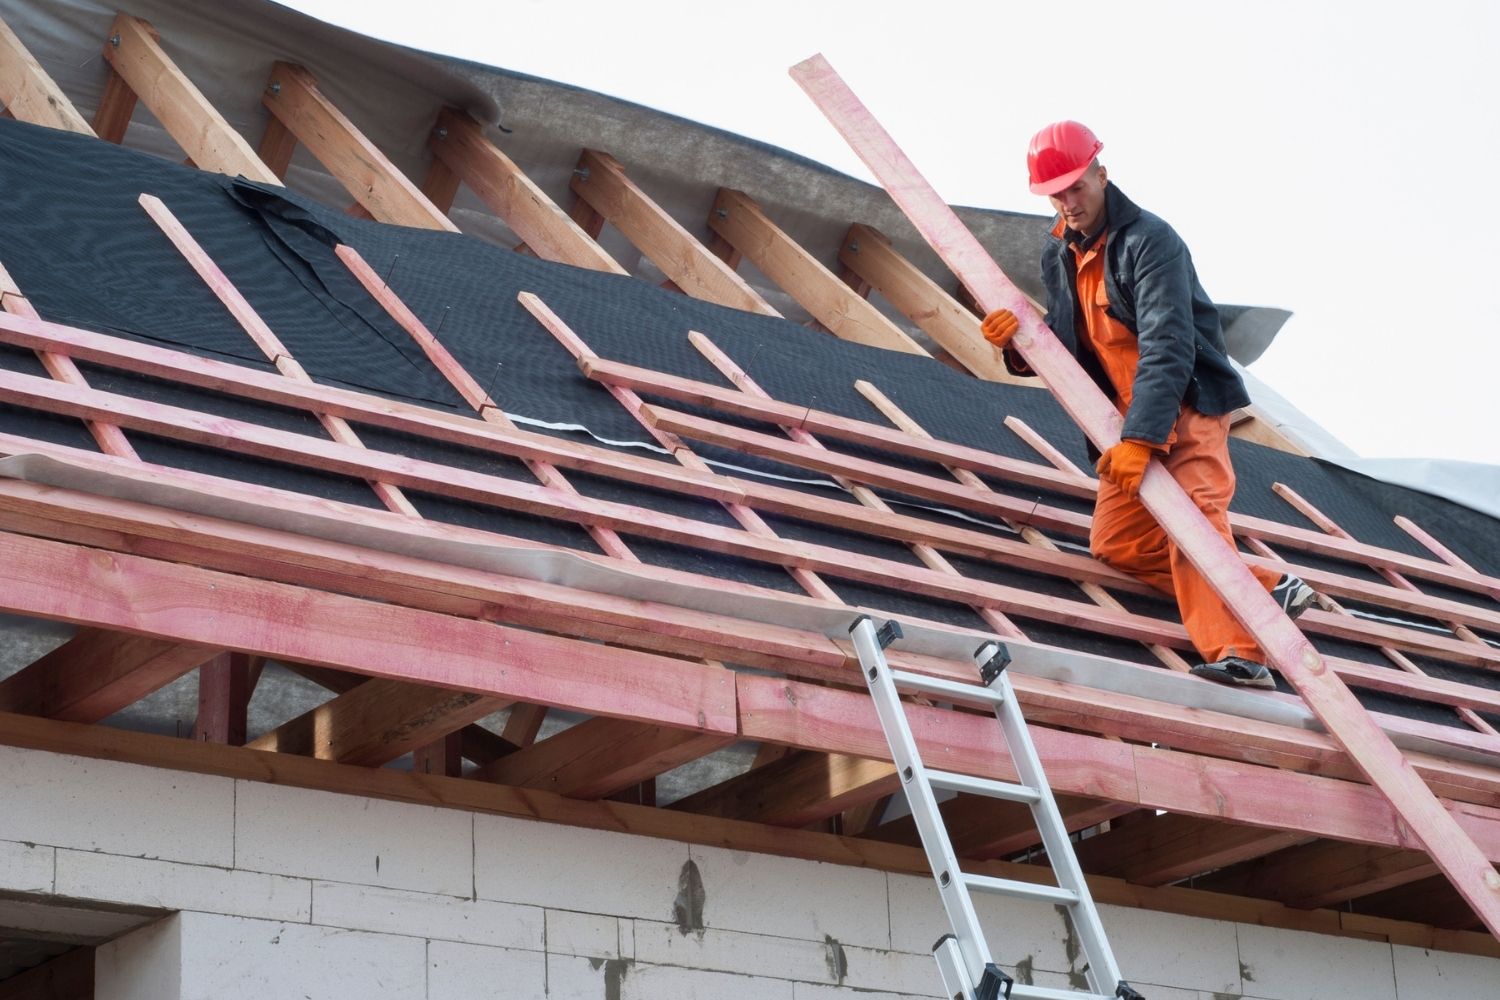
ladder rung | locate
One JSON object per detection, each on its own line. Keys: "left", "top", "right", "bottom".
{"left": 1009, "top": 984, "right": 1116, "bottom": 1000}
{"left": 888, "top": 669, "right": 1003, "bottom": 706}
{"left": 962, "top": 873, "right": 1079, "bottom": 906}
{"left": 927, "top": 769, "right": 1039, "bottom": 804}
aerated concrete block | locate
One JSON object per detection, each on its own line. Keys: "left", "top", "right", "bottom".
{"left": 1392, "top": 943, "right": 1500, "bottom": 997}
{"left": 473, "top": 814, "right": 686, "bottom": 920}
{"left": 1235, "top": 923, "right": 1396, "bottom": 1000}
{"left": 428, "top": 940, "right": 547, "bottom": 999}
{"left": 545, "top": 908, "right": 623, "bottom": 960}
{"left": 1096, "top": 903, "right": 1240, "bottom": 995}
{"left": 0, "top": 748, "right": 233, "bottom": 865}
{"left": 233, "top": 780, "right": 472, "bottom": 896}
{"left": 311, "top": 880, "right": 543, "bottom": 950}
{"left": 686, "top": 843, "right": 890, "bottom": 949}
{"left": 54, "top": 849, "right": 311, "bottom": 923}
{"left": 0, "top": 838, "right": 53, "bottom": 893}
{"left": 886, "top": 870, "right": 1074, "bottom": 975}
{"left": 631, "top": 919, "right": 837, "bottom": 984}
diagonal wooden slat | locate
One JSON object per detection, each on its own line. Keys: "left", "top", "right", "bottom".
{"left": 0, "top": 15, "right": 94, "bottom": 136}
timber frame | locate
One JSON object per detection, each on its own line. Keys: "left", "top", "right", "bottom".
{"left": 0, "top": 9, "right": 1498, "bottom": 957}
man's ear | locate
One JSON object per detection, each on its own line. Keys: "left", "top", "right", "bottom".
{"left": 1096, "top": 162, "right": 1108, "bottom": 185}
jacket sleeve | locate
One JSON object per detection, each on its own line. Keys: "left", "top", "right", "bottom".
{"left": 1120, "top": 228, "right": 1198, "bottom": 446}
{"left": 1002, "top": 344, "right": 1036, "bottom": 377}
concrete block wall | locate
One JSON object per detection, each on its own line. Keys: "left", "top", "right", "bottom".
{"left": 1, "top": 745, "right": 1496, "bottom": 999}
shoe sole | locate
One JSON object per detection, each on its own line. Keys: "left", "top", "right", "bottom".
{"left": 1189, "top": 665, "right": 1277, "bottom": 690}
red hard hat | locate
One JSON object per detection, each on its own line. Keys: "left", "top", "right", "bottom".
{"left": 1027, "top": 121, "right": 1104, "bottom": 195}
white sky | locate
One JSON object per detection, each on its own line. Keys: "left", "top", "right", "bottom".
{"left": 280, "top": 0, "right": 1498, "bottom": 466}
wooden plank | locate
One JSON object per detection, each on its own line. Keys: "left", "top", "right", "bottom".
{"left": 501, "top": 703, "right": 549, "bottom": 748}
{"left": 789, "top": 54, "right": 1500, "bottom": 932}
{"left": 478, "top": 716, "right": 733, "bottom": 799}
{"left": 1200, "top": 839, "right": 1440, "bottom": 909}
{"left": 427, "top": 107, "right": 621, "bottom": 267}
{"left": 256, "top": 115, "right": 298, "bottom": 180}
{"left": 736, "top": 672, "right": 1500, "bottom": 858}
{"left": 192, "top": 651, "right": 252, "bottom": 745}
{"left": 413, "top": 731, "right": 464, "bottom": 776}
{"left": 571, "top": 149, "right": 777, "bottom": 311}
{"left": 708, "top": 188, "right": 926, "bottom": 353}
{"left": 0, "top": 16, "right": 95, "bottom": 136}
{"left": 865, "top": 794, "right": 1132, "bottom": 860}
{"left": 262, "top": 62, "right": 457, "bottom": 231}
{"left": 247, "top": 677, "right": 510, "bottom": 766}
{"left": 102, "top": 15, "right": 280, "bottom": 184}
{"left": 840, "top": 223, "right": 1028, "bottom": 383}
{"left": 0, "top": 627, "right": 219, "bottom": 723}
{"left": 1070, "top": 812, "right": 1306, "bottom": 886}
{"left": 0, "top": 530, "right": 737, "bottom": 734}
{"left": 89, "top": 66, "right": 136, "bottom": 144}
{"left": 420, "top": 156, "right": 461, "bottom": 214}
{"left": 0, "top": 713, "right": 1491, "bottom": 958}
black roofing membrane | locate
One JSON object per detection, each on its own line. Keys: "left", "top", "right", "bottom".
{"left": 1, "top": 119, "right": 1497, "bottom": 728}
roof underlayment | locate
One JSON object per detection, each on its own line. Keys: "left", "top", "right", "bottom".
{"left": 1, "top": 0, "right": 1499, "bottom": 971}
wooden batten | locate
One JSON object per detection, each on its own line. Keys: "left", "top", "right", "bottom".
{"left": 708, "top": 188, "right": 927, "bottom": 354}
{"left": 427, "top": 108, "right": 624, "bottom": 271}
{"left": 571, "top": 150, "right": 777, "bottom": 312}
{"left": 102, "top": 15, "right": 281, "bottom": 184}
{"left": 262, "top": 62, "right": 457, "bottom": 231}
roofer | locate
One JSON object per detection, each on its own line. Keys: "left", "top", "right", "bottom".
{"left": 981, "top": 121, "right": 1316, "bottom": 688}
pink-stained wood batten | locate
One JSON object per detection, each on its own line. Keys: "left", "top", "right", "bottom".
{"left": 790, "top": 52, "right": 1500, "bottom": 934}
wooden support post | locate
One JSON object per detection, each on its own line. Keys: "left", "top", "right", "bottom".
{"left": 791, "top": 52, "right": 1500, "bottom": 935}
{"left": 571, "top": 150, "right": 778, "bottom": 312}
{"left": 840, "top": 223, "right": 1029, "bottom": 383}
{"left": 0, "top": 16, "right": 95, "bottom": 135}
{"left": 413, "top": 731, "right": 464, "bottom": 777}
{"left": 90, "top": 66, "right": 136, "bottom": 144}
{"left": 420, "top": 156, "right": 462, "bottom": 214}
{"left": 479, "top": 716, "right": 733, "bottom": 799}
{"left": 0, "top": 627, "right": 219, "bottom": 723}
{"left": 708, "top": 188, "right": 927, "bottom": 353}
{"left": 102, "top": 15, "right": 281, "bottom": 184}
{"left": 192, "top": 651, "right": 252, "bottom": 745}
{"left": 256, "top": 115, "right": 298, "bottom": 181}
{"left": 425, "top": 107, "right": 621, "bottom": 266}
{"left": 247, "top": 677, "right": 510, "bottom": 766}
{"left": 262, "top": 63, "right": 458, "bottom": 231}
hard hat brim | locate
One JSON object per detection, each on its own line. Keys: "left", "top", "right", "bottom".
{"left": 1029, "top": 159, "right": 1095, "bottom": 196}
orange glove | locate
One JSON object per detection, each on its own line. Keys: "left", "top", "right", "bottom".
{"left": 1095, "top": 439, "right": 1158, "bottom": 498}
{"left": 980, "top": 308, "right": 1020, "bottom": 348}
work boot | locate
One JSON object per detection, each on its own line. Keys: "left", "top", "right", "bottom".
{"left": 1190, "top": 656, "right": 1276, "bottom": 689}
{"left": 1270, "top": 573, "right": 1317, "bottom": 619}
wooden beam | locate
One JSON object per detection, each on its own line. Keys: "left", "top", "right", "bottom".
{"left": 0, "top": 16, "right": 94, "bottom": 136}
{"left": 865, "top": 794, "right": 1133, "bottom": 860}
{"left": 479, "top": 716, "right": 732, "bottom": 799}
{"left": 790, "top": 53, "right": 1500, "bottom": 933}
{"left": 708, "top": 188, "right": 926, "bottom": 353}
{"left": 1199, "top": 839, "right": 1440, "bottom": 909}
{"left": 669, "top": 750, "right": 898, "bottom": 827}
{"left": 1071, "top": 811, "right": 1306, "bottom": 886}
{"left": 424, "top": 107, "right": 616, "bottom": 261}
{"left": 1, "top": 712, "right": 1493, "bottom": 958}
{"left": 256, "top": 115, "right": 298, "bottom": 180}
{"left": 0, "top": 628, "right": 219, "bottom": 724}
{"left": 247, "top": 677, "right": 510, "bottom": 767}
{"left": 262, "top": 62, "right": 457, "bottom": 231}
{"left": 413, "top": 731, "right": 463, "bottom": 777}
{"left": 0, "top": 530, "right": 737, "bottom": 734}
{"left": 571, "top": 150, "right": 777, "bottom": 312}
{"left": 192, "top": 651, "right": 252, "bottom": 745}
{"left": 420, "top": 155, "right": 461, "bottom": 214}
{"left": 101, "top": 15, "right": 281, "bottom": 184}
{"left": 840, "top": 223, "right": 1028, "bottom": 383}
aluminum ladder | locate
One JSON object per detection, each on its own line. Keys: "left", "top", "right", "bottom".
{"left": 848, "top": 616, "right": 1142, "bottom": 1000}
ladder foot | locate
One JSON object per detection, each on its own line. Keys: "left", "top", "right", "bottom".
{"left": 1115, "top": 981, "right": 1144, "bottom": 1000}
{"left": 976, "top": 963, "right": 1014, "bottom": 1000}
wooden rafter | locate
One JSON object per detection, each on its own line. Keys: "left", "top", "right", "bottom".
{"left": 1070, "top": 812, "right": 1307, "bottom": 887}
{"left": 478, "top": 716, "right": 733, "bottom": 799}
{"left": 570, "top": 149, "right": 777, "bottom": 312}
{"left": 839, "top": 223, "right": 1028, "bottom": 383}
{"left": 247, "top": 677, "right": 510, "bottom": 767}
{"left": 708, "top": 188, "right": 927, "bottom": 353}
{"left": 426, "top": 110, "right": 626, "bottom": 273}
{"left": 101, "top": 15, "right": 280, "bottom": 184}
{"left": 1200, "top": 839, "right": 1441, "bottom": 909}
{"left": 261, "top": 62, "right": 457, "bottom": 231}
{"left": 0, "top": 627, "right": 219, "bottom": 724}
{"left": 669, "top": 749, "right": 899, "bottom": 827}
{"left": 866, "top": 794, "right": 1133, "bottom": 860}
{"left": 0, "top": 15, "right": 94, "bottom": 136}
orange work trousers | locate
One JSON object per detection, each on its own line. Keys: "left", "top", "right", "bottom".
{"left": 1090, "top": 408, "right": 1282, "bottom": 664}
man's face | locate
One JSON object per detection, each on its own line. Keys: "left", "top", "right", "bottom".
{"left": 1048, "top": 164, "right": 1108, "bottom": 235}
